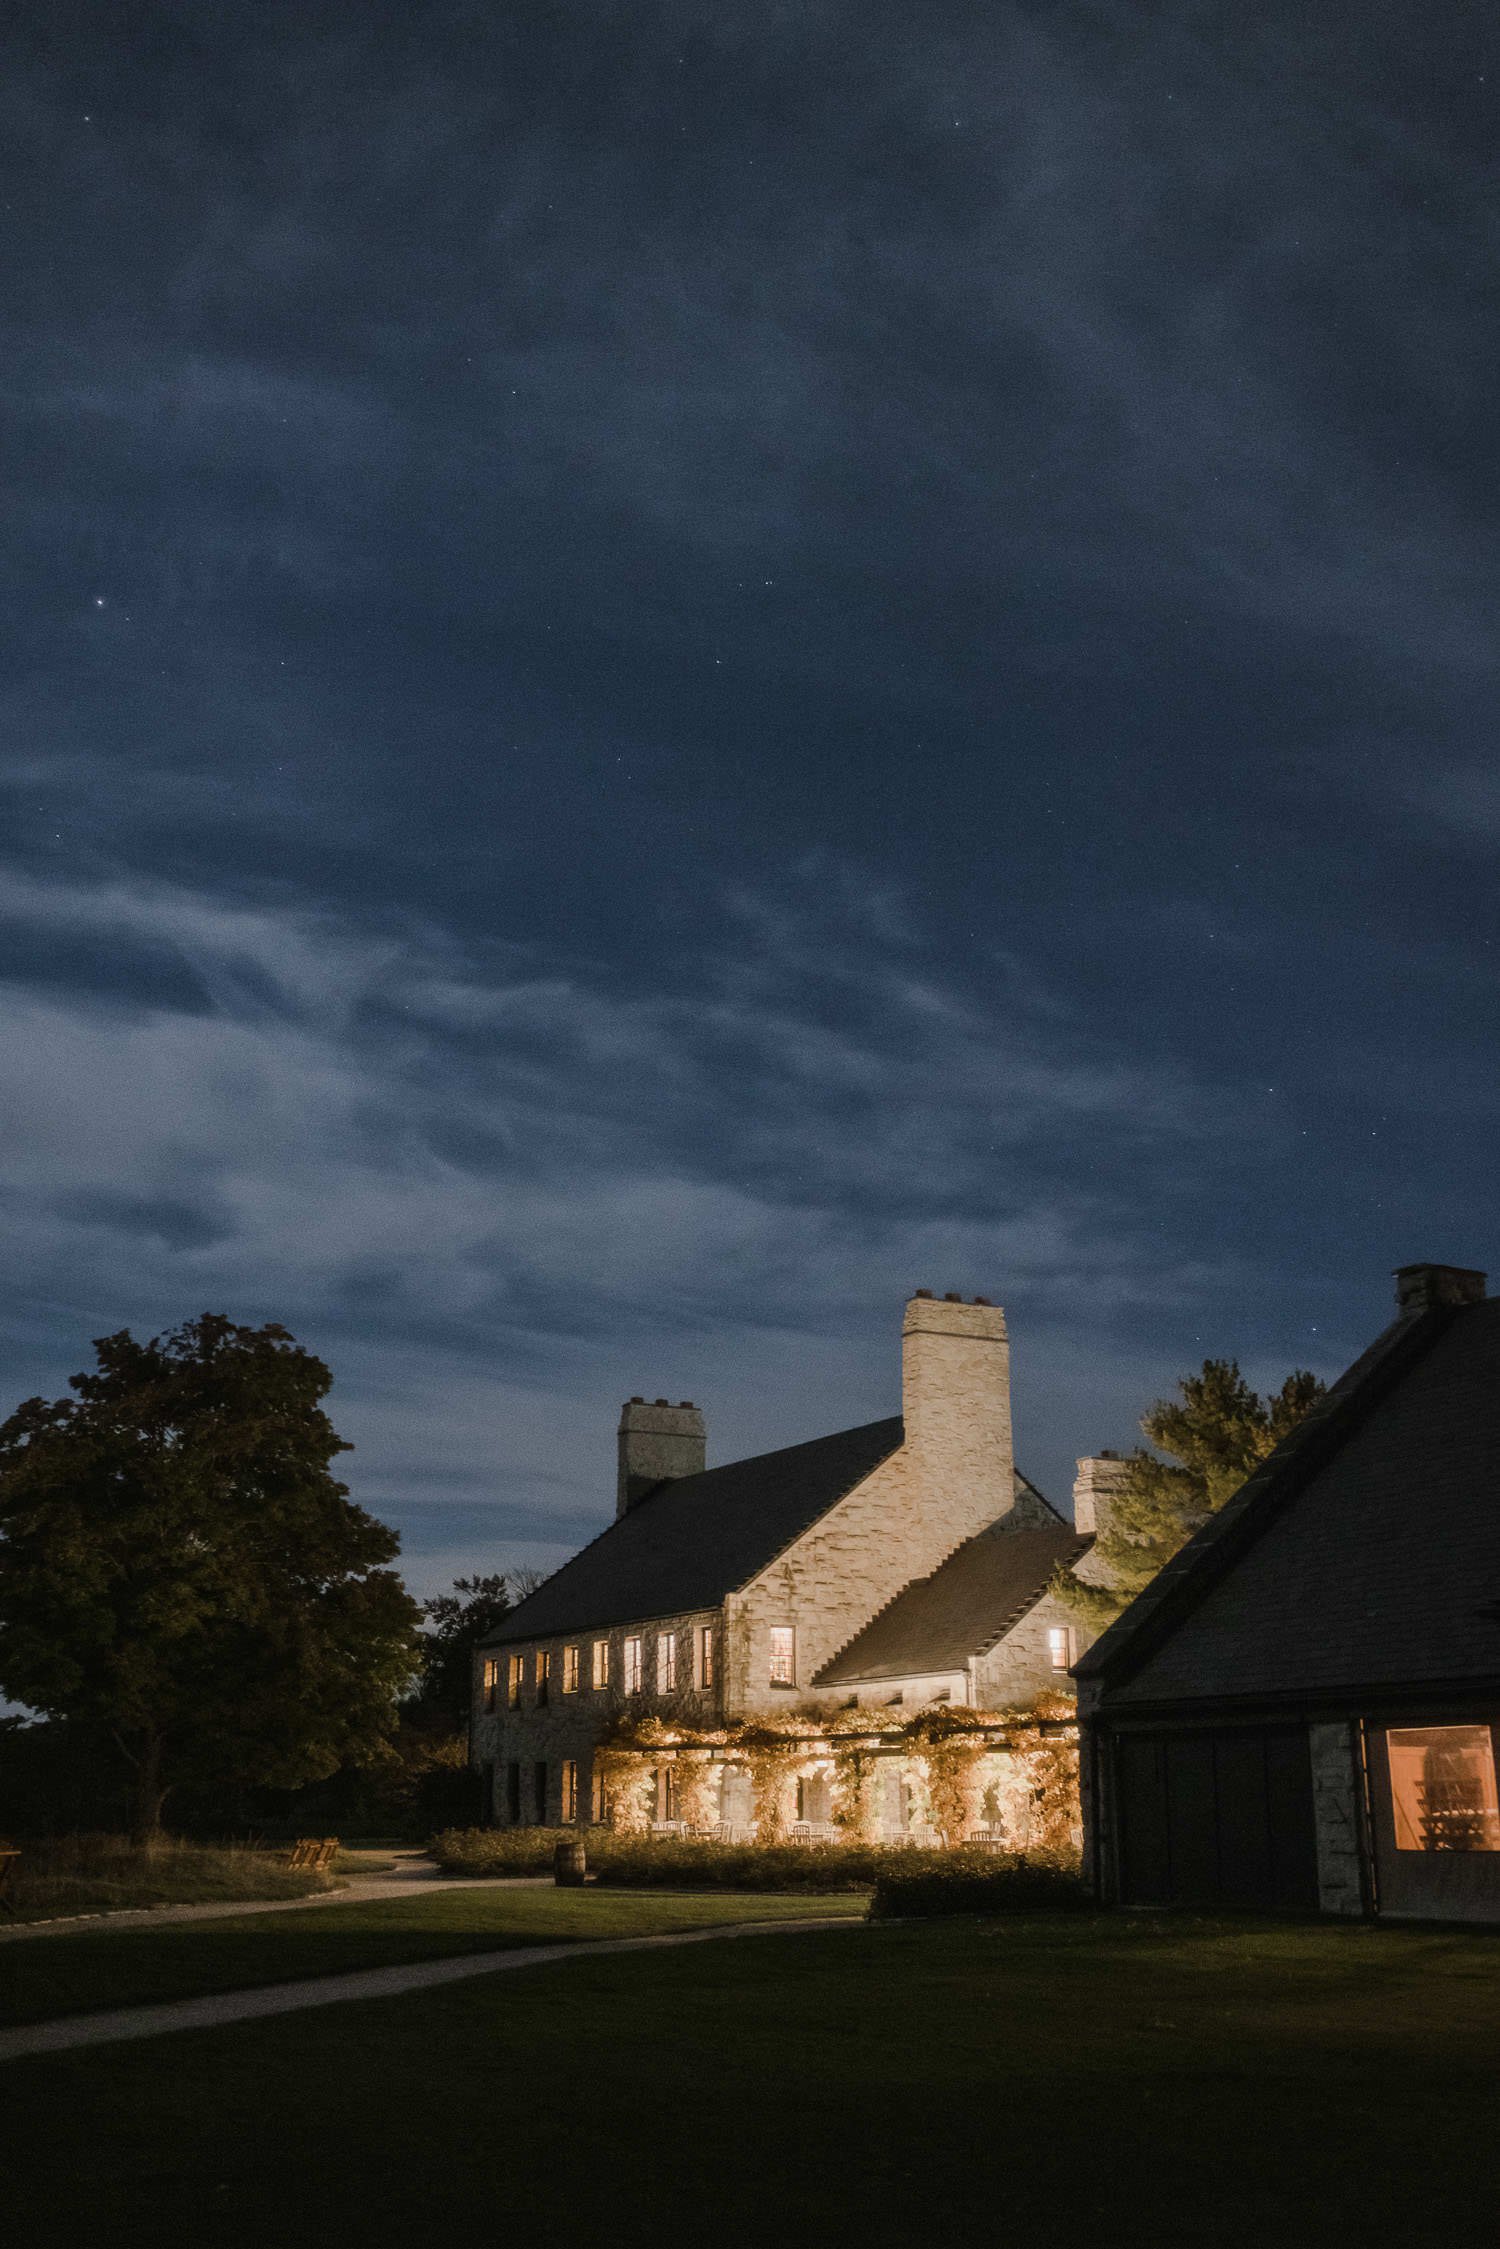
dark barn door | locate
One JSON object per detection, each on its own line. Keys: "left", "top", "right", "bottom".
{"left": 1114, "top": 1725, "right": 1317, "bottom": 1911}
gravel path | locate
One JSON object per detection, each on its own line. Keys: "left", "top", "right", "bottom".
{"left": 0, "top": 1853, "right": 545, "bottom": 1943}
{"left": 0, "top": 1915, "right": 863, "bottom": 2062}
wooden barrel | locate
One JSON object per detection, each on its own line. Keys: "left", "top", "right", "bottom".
{"left": 553, "top": 1839, "right": 587, "bottom": 1887}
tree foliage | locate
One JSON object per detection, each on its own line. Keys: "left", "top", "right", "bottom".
{"left": 411, "top": 1573, "right": 515, "bottom": 1725}
{"left": 0, "top": 1314, "right": 422, "bottom": 1838}
{"left": 1056, "top": 1358, "right": 1326, "bottom": 1630}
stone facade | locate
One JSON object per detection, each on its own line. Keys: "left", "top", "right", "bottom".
{"left": 474, "top": 1292, "right": 1109, "bottom": 1838}
{"left": 1309, "top": 1719, "right": 1367, "bottom": 1916}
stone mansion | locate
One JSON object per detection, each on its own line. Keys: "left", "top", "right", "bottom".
{"left": 472, "top": 1292, "right": 1122, "bottom": 1845}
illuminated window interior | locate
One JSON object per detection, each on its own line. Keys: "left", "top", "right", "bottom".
{"left": 659, "top": 1631, "right": 676, "bottom": 1691}
{"left": 769, "top": 1626, "right": 795, "bottom": 1686}
{"left": 482, "top": 1655, "right": 500, "bottom": 1712}
{"left": 535, "top": 1649, "right": 551, "bottom": 1705}
{"left": 696, "top": 1625, "right": 714, "bottom": 1690}
{"left": 624, "top": 1636, "right": 643, "bottom": 1694}
{"left": 1048, "top": 1626, "right": 1074, "bottom": 1671}
{"left": 1387, "top": 1725, "right": 1500, "bottom": 1853}
{"left": 592, "top": 1638, "right": 608, "bottom": 1689}
{"left": 507, "top": 1654, "right": 522, "bottom": 1709}
{"left": 561, "top": 1759, "right": 578, "bottom": 1822}
{"left": 563, "top": 1644, "right": 579, "bottom": 1693}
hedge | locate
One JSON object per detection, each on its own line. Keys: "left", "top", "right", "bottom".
{"left": 869, "top": 1858, "right": 1091, "bottom": 1918}
{"left": 430, "top": 1826, "right": 1082, "bottom": 1895}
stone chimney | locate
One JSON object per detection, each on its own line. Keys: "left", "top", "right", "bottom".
{"left": 617, "top": 1397, "right": 706, "bottom": 1518}
{"left": 1393, "top": 1263, "right": 1487, "bottom": 1316}
{"left": 901, "top": 1291, "right": 1014, "bottom": 1522}
{"left": 1073, "top": 1451, "right": 1130, "bottom": 1537}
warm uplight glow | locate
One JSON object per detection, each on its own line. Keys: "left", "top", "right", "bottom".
{"left": 1388, "top": 1725, "right": 1500, "bottom": 1852}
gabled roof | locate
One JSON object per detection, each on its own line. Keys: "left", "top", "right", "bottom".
{"left": 479, "top": 1417, "right": 905, "bottom": 1646}
{"left": 1077, "top": 1295, "right": 1500, "bottom": 1706}
{"left": 815, "top": 1522, "right": 1090, "bottom": 1685}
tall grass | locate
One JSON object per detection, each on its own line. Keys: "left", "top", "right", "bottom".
{"left": 2, "top": 1833, "right": 342, "bottom": 1923}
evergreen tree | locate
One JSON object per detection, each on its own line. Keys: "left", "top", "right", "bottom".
{"left": 0, "top": 1315, "right": 422, "bottom": 1840}
{"left": 1056, "top": 1358, "right": 1325, "bottom": 1630}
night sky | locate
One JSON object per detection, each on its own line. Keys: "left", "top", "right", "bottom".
{"left": 5, "top": 2, "right": 1497, "bottom": 1598}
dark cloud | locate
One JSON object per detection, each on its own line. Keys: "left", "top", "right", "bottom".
{"left": 2, "top": 1, "right": 1497, "bottom": 1593}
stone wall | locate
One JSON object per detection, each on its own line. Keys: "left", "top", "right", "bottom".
{"left": 471, "top": 1604, "right": 721, "bottom": 1825}
{"left": 1309, "top": 1718, "right": 1367, "bottom": 1916}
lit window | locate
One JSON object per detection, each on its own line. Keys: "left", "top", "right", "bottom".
{"left": 482, "top": 1655, "right": 500, "bottom": 1712}
{"left": 1388, "top": 1726, "right": 1500, "bottom": 1853}
{"left": 561, "top": 1760, "right": 578, "bottom": 1823}
{"left": 624, "top": 1636, "right": 643, "bottom": 1694}
{"left": 535, "top": 1649, "right": 552, "bottom": 1705}
{"left": 658, "top": 1632, "right": 676, "bottom": 1691}
{"left": 591, "top": 1768, "right": 607, "bottom": 1823}
{"left": 1048, "top": 1626, "right": 1075, "bottom": 1672}
{"left": 696, "top": 1625, "right": 714, "bottom": 1691}
{"left": 769, "top": 1626, "right": 795, "bottom": 1686}
{"left": 507, "top": 1654, "right": 522, "bottom": 1709}
{"left": 563, "top": 1644, "right": 579, "bottom": 1694}
{"left": 592, "top": 1639, "right": 609, "bottom": 1690}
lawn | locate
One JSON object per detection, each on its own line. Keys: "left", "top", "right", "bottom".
{"left": 0, "top": 1883, "right": 865, "bottom": 2026}
{"left": 4, "top": 1911, "right": 1496, "bottom": 2248}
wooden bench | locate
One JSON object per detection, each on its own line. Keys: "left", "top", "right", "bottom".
{"left": 284, "top": 1837, "right": 340, "bottom": 1872}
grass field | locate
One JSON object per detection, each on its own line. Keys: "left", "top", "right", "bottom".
{"left": 0, "top": 1883, "right": 865, "bottom": 2026}
{"left": 5, "top": 1909, "right": 1497, "bottom": 2248}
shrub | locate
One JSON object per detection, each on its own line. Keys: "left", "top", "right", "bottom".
{"left": 428, "top": 1828, "right": 1080, "bottom": 1895}
{"left": 869, "top": 1856, "right": 1091, "bottom": 1919}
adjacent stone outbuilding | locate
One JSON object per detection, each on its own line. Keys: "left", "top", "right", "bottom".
{"left": 1077, "top": 1263, "right": 1500, "bottom": 1924}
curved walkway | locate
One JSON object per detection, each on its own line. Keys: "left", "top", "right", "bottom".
{"left": 0, "top": 1852, "right": 545, "bottom": 1944}
{"left": 0, "top": 1914, "right": 863, "bottom": 2063}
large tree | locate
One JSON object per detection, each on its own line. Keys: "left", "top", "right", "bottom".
{"left": 1056, "top": 1357, "right": 1325, "bottom": 1630}
{"left": 0, "top": 1315, "right": 422, "bottom": 1839}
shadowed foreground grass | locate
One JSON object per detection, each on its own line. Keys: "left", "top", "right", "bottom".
{"left": 0, "top": 1884, "right": 865, "bottom": 2026}
{"left": 6, "top": 1913, "right": 1497, "bottom": 2249}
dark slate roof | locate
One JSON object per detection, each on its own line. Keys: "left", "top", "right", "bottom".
{"left": 478, "top": 1417, "right": 905, "bottom": 1645}
{"left": 815, "top": 1524, "right": 1091, "bottom": 1684}
{"left": 1078, "top": 1296, "right": 1500, "bottom": 1707}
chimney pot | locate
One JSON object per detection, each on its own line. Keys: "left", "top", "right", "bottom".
{"left": 972, "top": 1295, "right": 991, "bottom": 1306}
{"left": 914, "top": 1287, "right": 933, "bottom": 1298}
{"left": 944, "top": 1291, "right": 961, "bottom": 1302}
{"left": 1393, "top": 1263, "right": 1487, "bottom": 1315}
{"left": 629, "top": 1395, "right": 644, "bottom": 1404}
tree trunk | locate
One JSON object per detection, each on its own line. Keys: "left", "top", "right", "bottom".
{"left": 128, "top": 1736, "right": 169, "bottom": 1850}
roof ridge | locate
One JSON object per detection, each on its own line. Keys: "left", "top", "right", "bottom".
{"left": 1073, "top": 1301, "right": 1458, "bottom": 1692}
